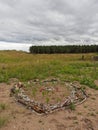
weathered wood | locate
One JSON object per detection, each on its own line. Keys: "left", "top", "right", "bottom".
{"left": 92, "top": 56, "right": 98, "bottom": 61}
{"left": 10, "top": 82, "right": 88, "bottom": 114}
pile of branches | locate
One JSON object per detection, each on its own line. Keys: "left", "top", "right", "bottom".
{"left": 10, "top": 81, "right": 88, "bottom": 115}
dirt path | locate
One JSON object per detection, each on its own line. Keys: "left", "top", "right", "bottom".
{"left": 0, "top": 82, "right": 98, "bottom": 130}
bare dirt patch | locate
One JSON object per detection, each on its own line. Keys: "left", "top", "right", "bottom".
{"left": 23, "top": 80, "right": 70, "bottom": 105}
{"left": 0, "top": 81, "right": 98, "bottom": 130}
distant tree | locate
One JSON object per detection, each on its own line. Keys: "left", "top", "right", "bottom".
{"left": 29, "top": 45, "right": 98, "bottom": 54}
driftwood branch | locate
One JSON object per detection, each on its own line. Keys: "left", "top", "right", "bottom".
{"left": 10, "top": 82, "right": 88, "bottom": 114}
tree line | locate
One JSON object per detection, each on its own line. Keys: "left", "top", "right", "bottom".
{"left": 29, "top": 45, "right": 98, "bottom": 54}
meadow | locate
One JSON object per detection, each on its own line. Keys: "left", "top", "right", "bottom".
{"left": 0, "top": 50, "right": 98, "bottom": 89}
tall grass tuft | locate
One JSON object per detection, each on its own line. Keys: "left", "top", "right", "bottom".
{"left": 0, "top": 117, "right": 8, "bottom": 128}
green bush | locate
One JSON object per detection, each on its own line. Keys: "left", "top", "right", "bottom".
{"left": 0, "top": 103, "right": 7, "bottom": 110}
{"left": 80, "top": 77, "right": 98, "bottom": 89}
{"left": 0, "top": 117, "right": 8, "bottom": 128}
{"left": 69, "top": 102, "right": 76, "bottom": 110}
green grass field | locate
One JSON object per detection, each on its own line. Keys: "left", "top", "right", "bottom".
{"left": 0, "top": 50, "right": 98, "bottom": 89}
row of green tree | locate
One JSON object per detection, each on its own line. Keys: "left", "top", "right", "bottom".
{"left": 29, "top": 45, "right": 98, "bottom": 54}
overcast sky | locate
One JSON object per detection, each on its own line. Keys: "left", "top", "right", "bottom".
{"left": 0, "top": 0, "right": 98, "bottom": 51}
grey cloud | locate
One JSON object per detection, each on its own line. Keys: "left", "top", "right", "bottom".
{"left": 0, "top": 0, "right": 98, "bottom": 49}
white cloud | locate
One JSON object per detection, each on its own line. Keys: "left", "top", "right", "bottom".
{"left": 0, "top": 42, "right": 32, "bottom": 52}
{"left": 0, "top": 0, "right": 98, "bottom": 51}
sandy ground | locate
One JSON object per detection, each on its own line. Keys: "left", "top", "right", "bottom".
{"left": 0, "top": 81, "right": 98, "bottom": 130}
